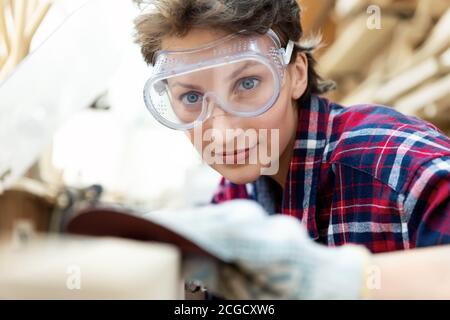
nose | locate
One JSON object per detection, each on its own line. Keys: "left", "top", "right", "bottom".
{"left": 203, "top": 93, "right": 231, "bottom": 128}
{"left": 202, "top": 94, "right": 241, "bottom": 146}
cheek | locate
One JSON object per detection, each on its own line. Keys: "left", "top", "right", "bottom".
{"left": 253, "top": 80, "right": 293, "bottom": 127}
{"left": 184, "top": 85, "right": 296, "bottom": 164}
{"left": 250, "top": 88, "right": 296, "bottom": 151}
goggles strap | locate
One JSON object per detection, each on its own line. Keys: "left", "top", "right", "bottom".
{"left": 282, "top": 40, "right": 295, "bottom": 65}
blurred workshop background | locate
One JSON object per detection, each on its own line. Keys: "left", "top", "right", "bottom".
{"left": 0, "top": 0, "right": 449, "bottom": 238}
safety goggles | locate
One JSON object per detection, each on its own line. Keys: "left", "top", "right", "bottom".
{"left": 143, "top": 29, "right": 294, "bottom": 130}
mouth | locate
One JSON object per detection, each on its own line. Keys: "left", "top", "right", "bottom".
{"left": 216, "top": 143, "right": 258, "bottom": 164}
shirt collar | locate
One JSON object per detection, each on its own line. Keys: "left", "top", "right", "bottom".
{"left": 281, "top": 95, "right": 332, "bottom": 240}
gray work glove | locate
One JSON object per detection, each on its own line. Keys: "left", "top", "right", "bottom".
{"left": 145, "top": 200, "right": 371, "bottom": 299}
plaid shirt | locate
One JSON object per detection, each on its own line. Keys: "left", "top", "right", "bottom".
{"left": 212, "top": 95, "right": 450, "bottom": 253}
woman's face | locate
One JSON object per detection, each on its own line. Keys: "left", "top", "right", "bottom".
{"left": 161, "top": 28, "right": 307, "bottom": 185}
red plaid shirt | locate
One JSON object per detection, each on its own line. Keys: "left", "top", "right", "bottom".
{"left": 212, "top": 95, "right": 450, "bottom": 253}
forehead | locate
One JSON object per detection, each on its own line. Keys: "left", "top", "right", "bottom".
{"left": 161, "top": 28, "right": 231, "bottom": 51}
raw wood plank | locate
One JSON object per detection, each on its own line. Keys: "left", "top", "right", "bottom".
{"left": 318, "top": 13, "right": 397, "bottom": 77}
{"left": 414, "top": 8, "right": 450, "bottom": 62}
{"left": 0, "top": 0, "right": 52, "bottom": 82}
{"left": 375, "top": 49, "right": 450, "bottom": 105}
{"left": 395, "top": 73, "right": 450, "bottom": 115}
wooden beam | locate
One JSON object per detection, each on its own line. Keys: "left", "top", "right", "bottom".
{"left": 375, "top": 49, "right": 450, "bottom": 105}
{"left": 0, "top": 0, "right": 10, "bottom": 56}
{"left": 414, "top": 8, "right": 450, "bottom": 63}
{"left": 26, "top": 1, "right": 52, "bottom": 39}
{"left": 12, "top": 0, "right": 27, "bottom": 64}
{"left": 27, "top": 0, "right": 39, "bottom": 21}
{"left": 395, "top": 73, "right": 450, "bottom": 116}
{"left": 0, "top": 0, "right": 52, "bottom": 82}
{"left": 318, "top": 13, "right": 397, "bottom": 77}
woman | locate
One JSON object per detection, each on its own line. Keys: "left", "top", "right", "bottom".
{"left": 134, "top": 0, "right": 450, "bottom": 299}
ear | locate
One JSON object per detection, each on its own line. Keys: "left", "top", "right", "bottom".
{"left": 288, "top": 52, "right": 308, "bottom": 100}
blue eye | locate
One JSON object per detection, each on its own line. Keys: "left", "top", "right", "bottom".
{"left": 238, "top": 77, "right": 260, "bottom": 91}
{"left": 181, "top": 92, "right": 202, "bottom": 105}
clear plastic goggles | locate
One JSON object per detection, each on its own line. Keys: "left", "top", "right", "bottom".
{"left": 143, "top": 29, "right": 294, "bottom": 130}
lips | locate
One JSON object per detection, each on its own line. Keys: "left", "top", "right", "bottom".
{"left": 216, "top": 143, "right": 258, "bottom": 164}
{"left": 221, "top": 148, "right": 250, "bottom": 156}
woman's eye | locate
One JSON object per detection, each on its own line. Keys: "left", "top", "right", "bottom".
{"left": 237, "top": 77, "right": 260, "bottom": 91}
{"left": 181, "top": 92, "right": 202, "bottom": 105}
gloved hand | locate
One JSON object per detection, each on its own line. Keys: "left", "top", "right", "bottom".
{"left": 145, "top": 200, "right": 372, "bottom": 299}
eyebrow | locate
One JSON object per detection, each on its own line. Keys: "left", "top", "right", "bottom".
{"left": 170, "top": 81, "right": 203, "bottom": 91}
{"left": 169, "top": 61, "right": 260, "bottom": 90}
{"left": 226, "top": 61, "right": 260, "bottom": 81}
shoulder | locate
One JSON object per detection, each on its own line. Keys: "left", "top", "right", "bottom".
{"left": 326, "top": 102, "right": 450, "bottom": 194}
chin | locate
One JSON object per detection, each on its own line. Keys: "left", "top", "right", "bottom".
{"left": 214, "top": 163, "right": 262, "bottom": 185}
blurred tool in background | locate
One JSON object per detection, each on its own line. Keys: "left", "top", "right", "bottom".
{"left": 0, "top": 1, "right": 183, "bottom": 300}
{"left": 0, "top": 0, "right": 137, "bottom": 237}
